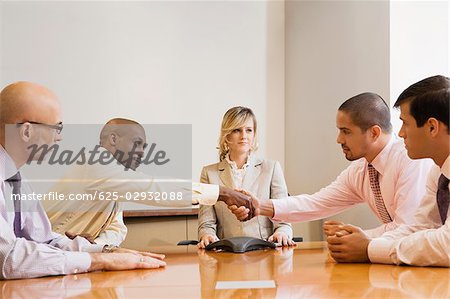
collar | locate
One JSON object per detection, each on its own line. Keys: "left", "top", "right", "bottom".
{"left": 368, "top": 135, "right": 396, "bottom": 175}
{"left": 441, "top": 155, "right": 450, "bottom": 180}
{"left": 219, "top": 154, "right": 263, "bottom": 171}
{"left": 225, "top": 153, "right": 251, "bottom": 170}
{"left": 0, "top": 144, "right": 19, "bottom": 181}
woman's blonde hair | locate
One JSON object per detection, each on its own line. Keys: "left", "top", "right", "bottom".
{"left": 218, "top": 106, "right": 258, "bottom": 161}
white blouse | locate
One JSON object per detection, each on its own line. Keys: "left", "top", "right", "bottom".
{"left": 225, "top": 153, "right": 251, "bottom": 189}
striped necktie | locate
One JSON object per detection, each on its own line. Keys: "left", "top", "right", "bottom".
{"left": 6, "top": 172, "right": 22, "bottom": 237}
{"left": 368, "top": 164, "right": 392, "bottom": 223}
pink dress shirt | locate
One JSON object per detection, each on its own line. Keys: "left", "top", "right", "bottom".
{"left": 272, "top": 137, "right": 433, "bottom": 237}
{"left": 368, "top": 155, "right": 450, "bottom": 266}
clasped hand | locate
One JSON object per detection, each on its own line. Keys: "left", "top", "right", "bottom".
{"left": 324, "top": 221, "right": 371, "bottom": 263}
{"left": 226, "top": 188, "right": 259, "bottom": 221}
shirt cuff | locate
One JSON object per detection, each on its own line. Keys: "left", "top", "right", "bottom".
{"left": 193, "top": 183, "right": 219, "bottom": 205}
{"left": 273, "top": 225, "right": 293, "bottom": 238}
{"left": 272, "top": 198, "right": 289, "bottom": 222}
{"left": 64, "top": 251, "right": 91, "bottom": 275}
{"left": 81, "top": 243, "right": 105, "bottom": 253}
{"left": 368, "top": 238, "right": 396, "bottom": 265}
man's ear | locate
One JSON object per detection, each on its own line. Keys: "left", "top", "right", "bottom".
{"left": 370, "top": 125, "right": 382, "bottom": 140}
{"left": 109, "top": 133, "right": 117, "bottom": 146}
{"left": 19, "top": 123, "right": 33, "bottom": 142}
{"left": 427, "top": 118, "right": 440, "bottom": 137}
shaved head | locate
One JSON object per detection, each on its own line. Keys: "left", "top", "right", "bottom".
{"left": 0, "top": 81, "right": 61, "bottom": 125}
{"left": 99, "top": 118, "right": 144, "bottom": 145}
{"left": 99, "top": 118, "right": 146, "bottom": 170}
{"left": 0, "top": 81, "right": 62, "bottom": 166}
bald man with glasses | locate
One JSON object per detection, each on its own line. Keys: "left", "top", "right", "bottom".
{"left": 0, "top": 81, "right": 170, "bottom": 279}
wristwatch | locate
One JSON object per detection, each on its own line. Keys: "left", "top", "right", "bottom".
{"left": 102, "top": 244, "right": 119, "bottom": 253}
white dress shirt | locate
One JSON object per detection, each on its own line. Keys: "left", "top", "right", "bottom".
{"left": 272, "top": 137, "right": 433, "bottom": 237}
{"left": 94, "top": 211, "right": 128, "bottom": 246}
{"left": 368, "top": 155, "right": 450, "bottom": 266}
{"left": 0, "top": 146, "right": 104, "bottom": 280}
{"left": 44, "top": 147, "right": 219, "bottom": 245}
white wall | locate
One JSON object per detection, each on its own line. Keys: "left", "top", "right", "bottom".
{"left": 285, "top": 0, "right": 390, "bottom": 240}
{"left": 390, "top": 0, "right": 450, "bottom": 133}
{"left": 0, "top": 1, "right": 285, "bottom": 181}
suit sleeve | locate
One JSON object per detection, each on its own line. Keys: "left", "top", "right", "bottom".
{"left": 197, "top": 167, "right": 218, "bottom": 240}
{"left": 94, "top": 211, "right": 128, "bottom": 246}
{"left": 270, "top": 161, "right": 293, "bottom": 238}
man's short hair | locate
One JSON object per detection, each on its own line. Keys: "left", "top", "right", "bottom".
{"left": 394, "top": 75, "right": 450, "bottom": 133}
{"left": 395, "top": 75, "right": 449, "bottom": 105}
{"left": 338, "top": 92, "right": 392, "bottom": 133}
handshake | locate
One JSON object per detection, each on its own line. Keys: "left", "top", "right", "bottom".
{"left": 218, "top": 186, "right": 270, "bottom": 221}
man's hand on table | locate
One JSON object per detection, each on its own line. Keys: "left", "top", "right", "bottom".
{"left": 88, "top": 247, "right": 166, "bottom": 272}
{"left": 110, "top": 247, "right": 165, "bottom": 260}
{"left": 326, "top": 224, "right": 371, "bottom": 263}
{"left": 323, "top": 220, "right": 351, "bottom": 237}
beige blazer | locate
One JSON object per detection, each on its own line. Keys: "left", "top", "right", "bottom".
{"left": 198, "top": 156, "right": 292, "bottom": 240}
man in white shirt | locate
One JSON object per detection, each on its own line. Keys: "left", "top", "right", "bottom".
{"left": 0, "top": 81, "right": 251, "bottom": 279}
{"left": 44, "top": 118, "right": 219, "bottom": 246}
{"left": 326, "top": 75, "right": 450, "bottom": 266}
{"left": 231, "top": 92, "right": 432, "bottom": 238}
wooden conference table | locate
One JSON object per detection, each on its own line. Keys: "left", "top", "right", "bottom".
{"left": 1, "top": 242, "right": 449, "bottom": 298}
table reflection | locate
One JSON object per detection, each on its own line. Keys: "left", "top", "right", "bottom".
{"left": 198, "top": 247, "right": 294, "bottom": 299}
{"left": 279, "top": 257, "right": 450, "bottom": 298}
{"left": 1, "top": 243, "right": 448, "bottom": 299}
{"left": 1, "top": 275, "right": 92, "bottom": 299}
{"left": 0, "top": 267, "right": 165, "bottom": 299}
{"left": 367, "top": 264, "right": 450, "bottom": 298}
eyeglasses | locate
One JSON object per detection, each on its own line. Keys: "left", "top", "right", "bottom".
{"left": 16, "top": 121, "right": 64, "bottom": 134}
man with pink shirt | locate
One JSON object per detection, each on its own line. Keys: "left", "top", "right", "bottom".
{"left": 231, "top": 92, "right": 433, "bottom": 238}
{"left": 327, "top": 75, "right": 450, "bottom": 267}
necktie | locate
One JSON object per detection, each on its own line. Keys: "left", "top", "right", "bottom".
{"left": 6, "top": 172, "right": 22, "bottom": 237}
{"left": 368, "top": 164, "right": 392, "bottom": 223}
{"left": 437, "top": 174, "right": 449, "bottom": 225}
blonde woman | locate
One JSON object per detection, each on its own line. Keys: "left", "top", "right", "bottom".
{"left": 198, "top": 106, "right": 294, "bottom": 248}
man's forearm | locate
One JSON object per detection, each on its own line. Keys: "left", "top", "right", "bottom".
{"left": 88, "top": 253, "right": 107, "bottom": 272}
{"left": 258, "top": 199, "right": 275, "bottom": 218}
{"left": 217, "top": 186, "right": 250, "bottom": 207}
{"left": 217, "top": 185, "right": 232, "bottom": 202}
